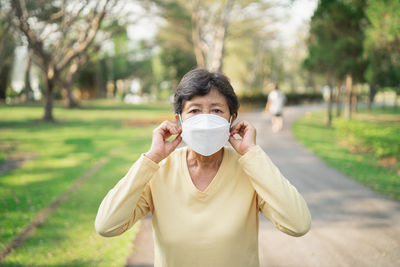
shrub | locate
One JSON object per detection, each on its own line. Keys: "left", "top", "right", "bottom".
{"left": 238, "top": 91, "right": 323, "bottom": 107}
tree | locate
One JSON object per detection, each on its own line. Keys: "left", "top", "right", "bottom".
{"left": 10, "top": 0, "right": 116, "bottom": 121}
{"left": 223, "top": 4, "right": 279, "bottom": 93}
{"left": 363, "top": 0, "right": 400, "bottom": 109}
{"left": 334, "top": 0, "right": 367, "bottom": 119}
{"left": 0, "top": 1, "right": 16, "bottom": 102}
{"left": 304, "top": 0, "right": 340, "bottom": 126}
{"left": 23, "top": 50, "right": 34, "bottom": 102}
{"left": 155, "top": 0, "right": 197, "bottom": 88}
{"left": 190, "top": 0, "right": 235, "bottom": 71}
{"left": 304, "top": 0, "right": 367, "bottom": 125}
{"left": 106, "top": 24, "right": 140, "bottom": 97}
{"left": 59, "top": 17, "right": 132, "bottom": 106}
{"left": 158, "top": 0, "right": 275, "bottom": 76}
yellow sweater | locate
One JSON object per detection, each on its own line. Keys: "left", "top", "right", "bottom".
{"left": 95, "top": 145, "right": 311, "bottom": 267}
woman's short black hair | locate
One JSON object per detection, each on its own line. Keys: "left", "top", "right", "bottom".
{"left": 174, "top": 68, "right": 240, "bottom": 116}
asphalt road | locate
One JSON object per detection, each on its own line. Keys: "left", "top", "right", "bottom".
{"left": 127, "top": 104, "right": 400, "bottom": 267}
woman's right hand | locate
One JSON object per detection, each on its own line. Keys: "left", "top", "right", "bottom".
{"left": 145, "top": 120, "right": 182, "bottom": 163}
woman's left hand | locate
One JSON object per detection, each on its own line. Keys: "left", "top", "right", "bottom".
{"left": 229, "top": 120, "right": 256, "bottom": 155}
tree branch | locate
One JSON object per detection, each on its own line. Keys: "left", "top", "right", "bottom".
{"left": 56, "top": 0, "right": 114, "bottom": 72}
{"left": 12, "top": 0, "right": 50, "bottom": 63}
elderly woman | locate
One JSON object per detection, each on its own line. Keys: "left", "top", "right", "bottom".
{"left": 95, "top": 69, "right": 311, "bottom": 267}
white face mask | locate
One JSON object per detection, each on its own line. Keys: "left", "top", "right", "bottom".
{"left": 179, "top": 114, "right": 232, "bottom": 156}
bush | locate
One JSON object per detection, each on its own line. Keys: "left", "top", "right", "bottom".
{"left": 238, "top": 91, "right": 323, "bottom": 107}
{"left": 293, "top": 110, "right": 400, "bottom": 201}
{"left": 335, "top": 119, "right": 400, "bottom": 160}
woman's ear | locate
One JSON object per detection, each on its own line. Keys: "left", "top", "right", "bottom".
{"left": 175, "top": 114, "right": 180, "bottom": 124}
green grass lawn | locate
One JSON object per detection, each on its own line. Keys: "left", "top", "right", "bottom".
{"left": 293, "top": 106, "right": 400, "bottom": 201}
{"left": 0, "top": 100, "right": 172, "bottom": 266}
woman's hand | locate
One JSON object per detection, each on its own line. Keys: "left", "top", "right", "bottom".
{"left": 145, "top": 120, "right": 182, "bottom": 163}
{"left": 229, "top": 120, "right": 256, "bottom": 155}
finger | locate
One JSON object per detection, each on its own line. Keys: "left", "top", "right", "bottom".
{"left": 170, "top": 133, "right": 182, "bottom": 149}
{"left": 231, "top": 122, "right": 246, "bottom": 137}
{"left": 160, "top": 121, "right": 181, "bottom": 137}
{"left": 229, "top": 135, "right": 241, "bottom": 148}
{"left": 230, "top": 122, "right": 243, "bottom": 135}
{"left": 165, "top": 134, "right": 182, "bottom": 154}
{"left": 154, "top": 121, "right": 168, "bottom": 135}
{"left": 166, "top": 121, "right": 181, "bottom": 135}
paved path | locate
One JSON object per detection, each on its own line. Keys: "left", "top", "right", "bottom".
{"left": 126, "top": 104, "right": 400, "bottom": 267}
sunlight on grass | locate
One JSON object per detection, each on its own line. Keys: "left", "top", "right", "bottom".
{"left": 3, "top": 140, "right": 150, "bottom": 266}
{"left": 0, "top": 101, "right": 171, "bottom": 264}
{"left": 293, "top": 108, "right": 400, "bottom": 201}
{"left": 3, "top": 172, "right": 56, "bottom": 186}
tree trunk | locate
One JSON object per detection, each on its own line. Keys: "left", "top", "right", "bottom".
{"left": 43, "top": 76, "right": 55, "bottom": 121}
{"left": 63, "top": 76, "right": 79, "bottom": 108}
{"left": 344, "top": 74, "right": 353, "bottom": 120}
{"left": 94, "top": 65, "right": 101, "bottom": 98}
{"left": 367, "top": 84, "right": 377, "bottom": 111}
{"left": 351, "top": 90, "right": 358, "bottom": 113}
{"left": 24, "top": 53, "right": 33, "bottom": 102}
{"left": 0, "top": 64, "right": 12, "bottom": 102}
{"left": 43, "top": 64, "right": 57, "bottom": 121}
{"left": 336, "top": 83, "right": 342, "bottom": 117}
{"left": 64, "top": 80, "right": 79, "bottom": 108}
{"left": 394, "top": 91, "right": 398, "bottom": 110}
{"left": 209, "top": 0, "right": 234, "bottom": 72}
{"left": 325, "top": 78, "right": 334, "bottom": 127}
{"left": 98, "top": 59, "right": 107, "bottom": 98}
{"left": 60, "top": 57, "right": 81, "bottom": 108}
{"left": 191, "top": 2, "right": 206, "bottom": 68}
{"left": 113, "top": 79, "right": 118, "bottom": 97}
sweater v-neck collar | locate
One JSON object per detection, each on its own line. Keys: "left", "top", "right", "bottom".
{"left": 181, "top": 146, "right": 229, "bottom": 198}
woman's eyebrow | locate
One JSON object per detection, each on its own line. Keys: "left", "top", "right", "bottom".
{"left": 210, "top": 103, "right": 224, "bottom": 107}
{"left": 187, "top": 103, "right": 202, "bottom": 107}
{"left": 186, "top": 102, "right": 224, "bottom": 108}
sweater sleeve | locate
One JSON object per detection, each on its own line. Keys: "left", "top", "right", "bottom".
{"left": 94, "top": 154, "right": 159, "bottom": 237}
{"left": 238, "top": 145, "right": 311, "bottom": 237}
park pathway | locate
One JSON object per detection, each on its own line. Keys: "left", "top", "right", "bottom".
{"left": 126, "top": 104, "right": 400, "bottom": 267}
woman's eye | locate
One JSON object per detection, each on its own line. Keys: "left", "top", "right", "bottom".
{"left": 189, "top": 109, "right": 200, "bottom": 113}
{"left": 212, "top": 109, "right": 222, "bottom": 113}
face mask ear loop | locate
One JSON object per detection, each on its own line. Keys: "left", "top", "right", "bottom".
{"left": 178, "top": 114, "right": 183, "bottom": 125}
{"left": 229, "top": 115, "right": 232, "bottom": 125}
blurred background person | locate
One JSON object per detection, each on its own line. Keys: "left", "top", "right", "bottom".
{"left": 265, "top": 85, "right": 286, "bottom": 132}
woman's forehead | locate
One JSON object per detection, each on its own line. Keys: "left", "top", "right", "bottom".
{"left": 183, "top": 90, "right": 228, "bottom": 108}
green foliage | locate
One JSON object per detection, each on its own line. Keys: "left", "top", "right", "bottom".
{"left": 108, "top": 26, "right": 136, "bottom": 81}
{"left": 76, "top": 60, "right": 107, "bottom": 93}
{"left": 0, "top": 17, "right": 16, "bottom": 100}
{"left": 77, "top": 25, "right": 131, "bottom": 94}
{"left": 223, "top": 2, "right": 283, "bottom": 92}
{"left": 0, "top": 22, "right": 15, "bottom": 65}
{"left": 363, "top": 0, "right": 400, "bottom": 92}
{"left": 304, "top": 0, "right": 367, "bottom": 82}
{"left": 238, "top": 91, "right": 322, "bottom": 106}
{"left": 77, "top": 29, "right": 158, "bottom": 97}
{"left": 0, "top": 147, "right": 6, "bottom": 165}
{"left": 156, "top": 0, "right": 197, "bottom": 86}
{"left": 157, "top": 0, "right": 193, "bottom": 53}
{"left": 156, "top": 0, "right": 286, "bottom": 95}
{"left": 293, "top": 108, "right": 400, "bottom": 201}
{"left": 128, "top": 41, "right": 158, "bottom": 95}
{"left": 18, "top": 0, "right": 62, "bottom": 23}
{"left": 0, "top": 101, "right": 172, "bottom": 265}
{"left": 335, "top": 109, "right": 400, "bottom": 159}
{"left": 158, "top": 48, "right": 197, "bottom": 84}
